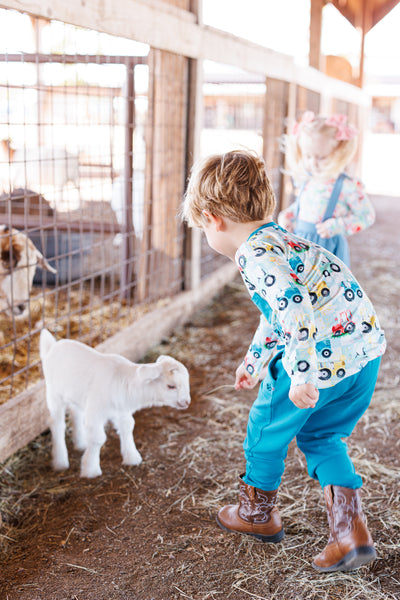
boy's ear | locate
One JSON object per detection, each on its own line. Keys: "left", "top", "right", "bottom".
{"left": 202, "top": 210, "right": 225, "bottom": 231}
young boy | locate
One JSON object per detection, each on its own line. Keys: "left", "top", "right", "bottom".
{"left": 182, "top": 150, "right": 386, "bottom": 573}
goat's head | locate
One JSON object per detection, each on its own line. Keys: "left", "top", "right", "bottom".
{"left": 138, "top": 355, "right": 191, "bottom": 410}
{"left": 0, "top": 225, "right": 56, "bottom": 317}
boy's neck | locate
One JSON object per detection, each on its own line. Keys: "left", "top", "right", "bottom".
{"left": 225, "top": 215, "right": 275, "bottom": 259}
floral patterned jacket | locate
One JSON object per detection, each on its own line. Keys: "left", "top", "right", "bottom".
{"left": 278, "top": 175, "right": 375, "bottom": 237}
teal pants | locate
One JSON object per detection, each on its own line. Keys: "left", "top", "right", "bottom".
{"left": 243, "top": 351, "right": 381, "bottom": 491}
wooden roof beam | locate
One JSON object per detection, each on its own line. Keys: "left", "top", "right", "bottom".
{"left": 372, "top": 0, "right": 399, "bottom": 27}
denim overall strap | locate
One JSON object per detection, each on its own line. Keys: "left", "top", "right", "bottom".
{"left": 323, "top": 173, "right": 348, "bottom": 221}
{"left": 293, "top": 173, "right": 351, "bottom": 266}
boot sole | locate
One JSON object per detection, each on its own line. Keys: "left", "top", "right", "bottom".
{"left": 312, "top": 546, "right": 377, "bottom": 573}
{"left": 216, "top": 515, "right": 285, "bottom": 544}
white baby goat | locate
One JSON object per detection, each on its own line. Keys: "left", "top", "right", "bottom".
{"left": 40, "top": 329, "right": 191, "bottom": 478}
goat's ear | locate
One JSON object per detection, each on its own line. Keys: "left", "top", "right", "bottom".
{"left": 156, "top": 355, "right": 169, "bottom": 363}
{"left": 137, "top": 363, "right": 162, "bottom": 381}
{"left": 35, "top": 249, "right": 57, "bottom": 274}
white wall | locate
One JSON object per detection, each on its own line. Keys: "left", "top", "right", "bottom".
{"left": 362, "top": 132, "right": 400, "bottom": 196}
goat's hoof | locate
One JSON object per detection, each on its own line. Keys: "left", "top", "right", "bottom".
{"left": 80, "top": 468, "right": 102, "bottom": 478}
{"left": 52, "top": 460, "right": 69, "bottom": 471}
{"left": 123, "top": 455, "right": 142, "bottom": 466}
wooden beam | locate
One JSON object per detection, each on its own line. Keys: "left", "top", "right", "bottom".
{"left": 372, "top": 0, "right": 399, "bottom": 28}
{"left": 184, "top": 58, "right": 203, "bottom": 290}
{"left": 355, "top": 0, "right": 373, "bottom": 87}
{"left": 0, "top": 0, "right": 369, "bottom": 105}
{"left": 309, "top": 0, "right": 324, "bottom": 70}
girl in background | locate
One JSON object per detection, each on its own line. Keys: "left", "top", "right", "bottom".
{"left": 278, "top": 112, "right": 375, "bottom": 266}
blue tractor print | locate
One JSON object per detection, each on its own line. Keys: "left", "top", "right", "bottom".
{"left": 296, "top": 360, "right": 310, "bottom": 373}
{"left": 244, "top": 276, "right": 256, "bottom": 291}
{"left": 289, "top": 255, "right": 305, "bottom": 275}
{"left": 238, "top": 254, "right": 246, "bottom": 270}
{"left": 264, "top": 273, "right": 276, "bottom": 287}
{"left": 316, "top": 339, "right": 333, "bottom": 358}
{"left": 277, "top": 287, "right": 303, "bottom": 311}
{"left": 341, "top": 280, "right": 363, "bottom": 302}
{"left": 321, "top": 261, "right": 341, "bottom": 277}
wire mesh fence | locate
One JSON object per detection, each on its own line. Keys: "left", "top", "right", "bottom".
{"left": 0, "top": 12, "right": 176, "bottom": 402}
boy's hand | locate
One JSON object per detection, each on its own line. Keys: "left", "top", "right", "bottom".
{"left": 289, "top": 383, "right": 319, "bottom": 409}
{"left": 235, "top": 363, "right": 258, "bottom": 390}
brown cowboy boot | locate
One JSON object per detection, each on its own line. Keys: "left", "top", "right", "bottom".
{"left": 313, "top": 485, "right": 376, "bottom": 572}
{"left": 216, "top": 474, "right": 284, "bottom": 543}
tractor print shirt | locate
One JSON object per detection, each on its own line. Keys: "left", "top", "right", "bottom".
{"left": 278, "top": 176, "right": 375, "bottom": 237}
{"left": 236, "top": 222, "right": 386, "bottom": 389}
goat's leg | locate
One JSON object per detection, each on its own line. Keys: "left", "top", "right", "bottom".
{"left": 69, "top": 405, "right": 87, "bottom": 451}
{"left": 80, "top": 419, "right": 106, "bottom": 478}
{"left": 47, "top": 399, "right": 69, "bottom": 471}
{"left": 112, "top": 414, "right": 142, "bottom": 466}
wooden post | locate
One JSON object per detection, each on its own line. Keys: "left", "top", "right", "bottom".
{"left": 357, "top": 0, "right": 373, "bottom": 88}
{"left": 183, "top": 56, "right": 203, "bottom": 291}
{"left": 263, "top": 78, "right": 289, "bottom": 214}
{"left": 138, "top": 48, "right": 189, "bottom": 302}
{"left": 280, "top": 81, "right": 297, "bottom": 211}
{"left": 309, "top": 0, "right": 324, "bottom": 70}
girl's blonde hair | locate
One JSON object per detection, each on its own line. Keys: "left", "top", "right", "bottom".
{"left": 284, "top": 112, "right": 358, "bottom": 180}
{"left": 182, "top": 150, "right": 276, "bottom": 227}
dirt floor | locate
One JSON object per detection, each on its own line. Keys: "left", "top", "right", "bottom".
{"left": 0, "top": 195, "right": 399, "bottom": 600}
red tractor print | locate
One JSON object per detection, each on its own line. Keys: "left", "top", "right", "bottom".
{"left": 264, "top": 337, "right": 278, "bottom": 350}
{"left": 332, "top": 310, "right": 356, "bottom": 337}
{"left": 287, "top": 240, "right": 309, "bottom": 253}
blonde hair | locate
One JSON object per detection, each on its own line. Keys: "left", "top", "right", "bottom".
{"left": 284, "top": 113, "right": 358, "bottom": 180}
{"left": 182, "top": 150, "right": 276, "bottom": 227}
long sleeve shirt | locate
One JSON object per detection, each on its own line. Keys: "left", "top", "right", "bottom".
{"left": 236, "top": 222, "right": 386, "bottom": 389}
{"left": 278, "top": 176, "right": 375, "bottom": 237}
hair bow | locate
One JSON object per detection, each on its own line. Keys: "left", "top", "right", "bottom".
{"left": 324, "top": 114, "right": 358, "bottom": 141}
{"left": 291, "top": 111, "right": 315, "bottom": 136}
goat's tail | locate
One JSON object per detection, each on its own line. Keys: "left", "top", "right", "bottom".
{"left": 39, "top": 328, "right": 56, "bottom": 360}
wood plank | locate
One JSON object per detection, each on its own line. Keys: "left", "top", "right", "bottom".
{"left": 0, "top": 381, "right": 48, "bottom": 463}
{"left": 309, "top": 0, "right": 323, "bottom": 70}
{"left": 0, "top": 261, "right": 237, "bottom": 464}
{"left": 263, "top": 78, "right": 289, "bottom": 208}
{"left": 184, "top": 58, "right": 203, "bottom": 290}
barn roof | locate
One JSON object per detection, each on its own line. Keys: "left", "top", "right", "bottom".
{"left": 330, "top": 0, "right": 400, "bottom": 31}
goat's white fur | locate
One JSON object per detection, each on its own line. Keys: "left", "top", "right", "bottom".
{"left": 40, "top": 329, "right": 191, "bottom": 478}
{"left": 0, "top": 225, "right": 56, "bottom": 317}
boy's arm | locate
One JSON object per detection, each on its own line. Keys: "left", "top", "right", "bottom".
{"left": 240, "top": 314, "right": 278, "bottom": 383}
{"left": 247, "top": 249, "right": 319, "bottom": 390}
